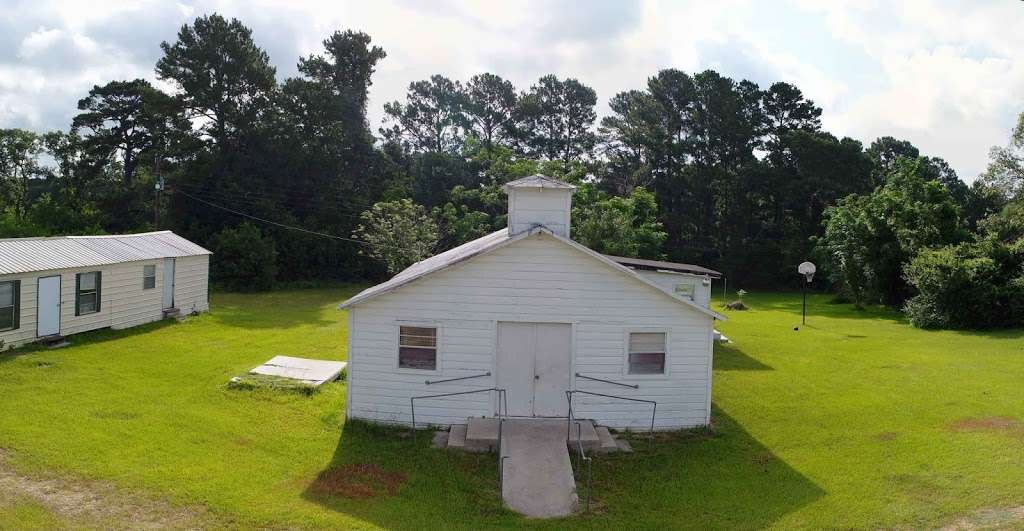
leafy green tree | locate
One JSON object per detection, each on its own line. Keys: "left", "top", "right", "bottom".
{"left": 517, "top": 75, "right": 597, "bottom": 163}
{"left": 464, "top": 73, "right": 518, "bottom": 157}
{"left": 572, "top": 185, "right": 666, "bottom": 259}
{"left": 0, "top": 129, "right": 44, "bottom": 220}
{"left": 72, "top": 79, "right": 182, "bottom": 185}
{"left": 381, "top": 75, "right": 466, "bottom": 153}
{"left": 904, "top": 239, "right": 1024, "bottom": 329}
{"left": 761, "top": 82, "right": 821, "bottom": 145}
{"left": 210, "top": 223, "right": 278, "bottom": 291}
{"left": 156, "top": 14, "right": 277, "bottom": 148}
{"left": 353, "top": 199, "right": 439, "bottom": 274}
{"left": 980, "top": 110, "right": 1024, "bottom": 200}
{"left": 819, "top": 158, "right": 966, "bottom": 306}
{"left": 866, "top": 136, "right": 919, "bottom": 184}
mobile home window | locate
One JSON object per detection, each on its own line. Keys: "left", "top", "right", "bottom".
{"left": 628, "top": 332, "right": 666, "bottom": 375}
{"left": 0, "top": 280, "right": 19, "bottom": 331}
{"left": 399, "top": 326, "right": 437, "bottom": 370}
{"left": 143, "top": 265, "right": 156, "bottom": 289}
{"left": 75, "top": 272, "right": 101, "bottom": 316}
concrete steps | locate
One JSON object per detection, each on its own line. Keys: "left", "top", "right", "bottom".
{"left": 444, "top": 417, "right": 628, "bottom": 454}
{"left": 595, "top": 426, "right": 619, "bottom": 453}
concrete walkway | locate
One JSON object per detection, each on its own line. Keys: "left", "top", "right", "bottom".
{"left": 501, "top": 419, "right": 577, "bottom": 518}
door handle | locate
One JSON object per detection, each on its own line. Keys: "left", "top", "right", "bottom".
{"left": 534, "top": 374, "right": 539, "bottom": 380}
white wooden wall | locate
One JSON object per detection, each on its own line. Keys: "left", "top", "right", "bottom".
{"left": 0, "top": 254, "right": 209, "bottom": 349}
{"left": 347, "top": 232, "right": 714, "bottom": 430}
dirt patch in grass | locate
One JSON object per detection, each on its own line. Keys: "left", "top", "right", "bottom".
{"left": 941, "top": 505, "right": 1024, "bottom": 530}
{"left": 876, "top": 431, "right": 899, "bottom": 441}
{"left": 308, "top": 463, "right": 406, "bottom": 499}
{"left": 0, "top": 452, "right": 214, "bottom": 529}
{"left": 948, "top": 416, "right": 1022, "bottom": 433}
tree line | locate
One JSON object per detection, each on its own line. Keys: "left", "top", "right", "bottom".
{"left": 1, "top": 13, "right": 1021, "bottom": 329}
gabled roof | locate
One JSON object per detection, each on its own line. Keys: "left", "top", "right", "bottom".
{"left": 0, "top": 231, "right": 211, "bottom": 275}
{"left": 338, "top": 227, "right": 724, "bottom": 320}
{"left": 502, "top": 174, "right": 576, "bottom": 190}
{"left": 605, "top": 255, "right": 722, "bottom": 278}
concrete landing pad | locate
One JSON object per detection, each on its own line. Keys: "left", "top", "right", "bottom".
{"left": 249, "top": 356, "right": 346, "bottom": 386}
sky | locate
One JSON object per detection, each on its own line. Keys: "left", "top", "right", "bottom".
{"left": 2, "top": 0, "right": 1023, "bottom": 182}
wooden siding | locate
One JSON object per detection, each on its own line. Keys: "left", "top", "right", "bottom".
{"left": 348, "top": 231, "right": 714, "bottom": 429}
{"left": 0, "top": 255, "right": 209, "bottom": 349}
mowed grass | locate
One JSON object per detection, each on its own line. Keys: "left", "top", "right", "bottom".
{"left": 0, "top": 288, "right": 1023, "bottom": 529}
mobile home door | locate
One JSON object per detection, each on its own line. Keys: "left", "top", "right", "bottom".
{"left": 37, "top": 275, "right": 61, "bottom": 337}
{"left": 162, "top": 258, "right": 175, "bottom": 309}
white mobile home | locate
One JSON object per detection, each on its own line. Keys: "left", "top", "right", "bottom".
{"left": 340, "top": 175, "right": 724, "bottom": 430}
{"left": 0, "top": 231, "right": 210, "bottom": 349}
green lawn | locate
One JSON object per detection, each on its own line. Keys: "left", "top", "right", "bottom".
{"left": 1, "top": 288, "right": 1023, "bottom": 529}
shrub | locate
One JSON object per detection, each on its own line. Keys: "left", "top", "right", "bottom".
{"left": 903, "top": 239, "right": 1024, "bottom": 329}
{"left": 210, "top": 223, "right": 278, "bottom": 291}
{"left": 353, "top": 199, "right": 438, "bottom": 275}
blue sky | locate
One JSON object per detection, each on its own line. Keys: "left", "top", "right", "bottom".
{"left": 2, "top": 0, "right": 1022, "bottom": 181}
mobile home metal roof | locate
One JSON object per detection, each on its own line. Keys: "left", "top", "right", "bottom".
{"left": 0, "top": 231, "right": 211, "bottom": 275}
{"left": 604, "top": 255, "right": 722, "bottom": 278}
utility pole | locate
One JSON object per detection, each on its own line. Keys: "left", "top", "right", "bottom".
{"left": 154, "top": 152, "right": 164, "bottom": 229}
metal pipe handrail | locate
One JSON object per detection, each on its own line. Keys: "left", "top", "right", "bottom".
{"left": 409, "top": 387, "right": 507, "bottom": 443}
{"left": 565, "top": 394, "right": 593, "bottom": 512}
{"left": 425, "top": 371, "right": 491, "bottom": 385}
{"left": 567, "top": 389, "right": 658, "bottom": 441}
{"left": 575, "top": 372, "right": 639, "bottom": 389}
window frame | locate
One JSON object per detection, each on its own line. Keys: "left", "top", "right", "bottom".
{"left": 75, "top": 271, "right": 102, "bottom": 316}
{"left": 142, "top": 265, "right": 157, "bottom": 290}
{"left": 623, "top": 328, "right": 670, "bottom": 378}
{"left": 0, "top": 280, "right": 20, "bottom": 332}
{"left": 395, "top": 322, "right": 440, "bottom": 373}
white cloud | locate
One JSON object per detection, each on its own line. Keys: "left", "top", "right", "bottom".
{"left": 793, "top": 0, "right": 1024, "bottom": 179}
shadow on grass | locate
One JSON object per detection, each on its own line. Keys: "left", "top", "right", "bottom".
{"left": 714, "top": 343, "right": 773, "bottom": 371}
{"left": 301, "top": 420, "right": 513, "bottom": 530}
{"left": 0, "top": 319, "right": 178, "bottom": 363}
{"left": 591, "top": 406, "right": 824, "bottom": 528}
{"left": 304, "top": 410, "right": 822, "bottom": 529}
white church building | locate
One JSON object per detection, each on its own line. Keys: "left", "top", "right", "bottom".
{"left": 339, "top": 175, "right": 723, "bottom": 430}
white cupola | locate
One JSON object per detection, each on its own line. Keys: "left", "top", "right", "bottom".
{"left": 502, "top": 175, "right": 576, "bottom": 237}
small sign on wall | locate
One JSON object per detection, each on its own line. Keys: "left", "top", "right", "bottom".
{"left": 675, "top": 282, "right": 695, "bottom": 299}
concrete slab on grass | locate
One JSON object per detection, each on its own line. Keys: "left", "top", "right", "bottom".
{"left": 249, "top": 356, "right": 346, "bottom": 386}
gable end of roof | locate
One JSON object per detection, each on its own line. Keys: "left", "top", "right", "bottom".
{"left": 338, "top": 228, "right": 724, "bottom": 320}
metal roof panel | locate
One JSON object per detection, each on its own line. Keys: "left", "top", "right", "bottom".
{"left": 0, "top": 231, "right": 211, "bottom": 275}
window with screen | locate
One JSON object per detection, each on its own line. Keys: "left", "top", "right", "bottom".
{"left": 143, "top": 265, "right": 156, "bottom": 290}
{"left": 76, "top": 272, "right": 101, "bottom": 315}
{"left": 628, "top": 332, "right": 666, "bottom": 375}
{"left": 0, "top": 280, "right": 19, "bottom": 331}
{"left": 399, "top": 326, "right": 437, "bottom": 370}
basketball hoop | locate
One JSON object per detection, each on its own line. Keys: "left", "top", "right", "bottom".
{"left": 797, "top": 261, "right": 816, "bottom": 326}
{"left": 798, "top": 261, "right": 816, "bottom": 283}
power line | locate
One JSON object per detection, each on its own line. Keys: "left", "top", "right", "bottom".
{"left": 175, "top": 188, "right": 373, "bottom": 246}
{"left": 173, "top": 183, "right": 370, "bottom": 220}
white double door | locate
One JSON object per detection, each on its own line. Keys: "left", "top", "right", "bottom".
{"left": 495, "top": 322, "right": 572, "bottom": 417}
